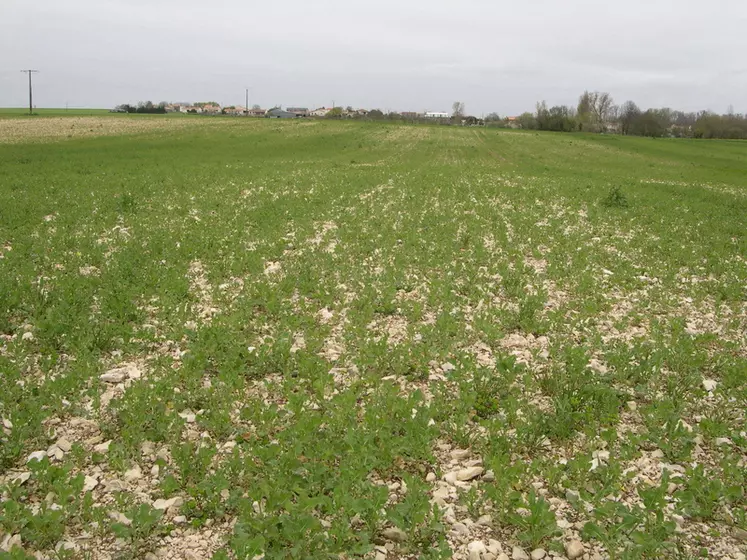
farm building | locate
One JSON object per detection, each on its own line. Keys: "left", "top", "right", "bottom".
{"left": 287, "top": 107, "right": 309, "bottom": 116}
{"left": 266, "top": 108, "right": 297, "bottom": 119}
{"left": 424, "top": 111, "right": 449, "bottom": 118}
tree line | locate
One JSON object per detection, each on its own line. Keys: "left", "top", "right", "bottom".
{"left": 493, "top": 91, "right": 747, "bottom": 139}
{"left": 113, "top": 101, "right": 167, "bottom": 114}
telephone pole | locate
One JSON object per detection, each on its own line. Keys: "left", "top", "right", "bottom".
{"left": 21, "top": 70, "right": 39, "bottom": 115}
{"left": 245, "top": 88, "right": 249, "bottom": 116}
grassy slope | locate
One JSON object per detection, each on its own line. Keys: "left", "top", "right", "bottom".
{"left": 0, "top": 120, "right": 745, "bottom": 559}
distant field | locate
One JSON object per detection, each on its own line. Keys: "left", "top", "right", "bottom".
{"left": 0, "top": 108, "right": 198, "bottom": 119}
{"left": 0, "top": 107, "right": 115, "bottom": 117}
{"left": 0, "top": 115, "right": 223, "bottom": 144}
{"left": 0, "top": 118, "right": 745, "bottom": 560}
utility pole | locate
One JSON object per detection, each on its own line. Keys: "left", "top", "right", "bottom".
{"left": 245, "top": 88, "right": 248, "bottom": 116}
{"left": 21, "top": 70, "right": 39, "bottom": 115}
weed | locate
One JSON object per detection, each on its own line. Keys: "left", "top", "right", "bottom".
{"left": 602, "top": 185, "right": 629, "bottom": 208}
{"left": 507, "top": 491, "right": 560, "bottom": 548}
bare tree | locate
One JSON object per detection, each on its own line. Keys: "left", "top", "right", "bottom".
{"left": 452, "top": 101, "right": 465, "bottom": 119}
{"left": 577, "top": 91, "right": 614, "bottom": 131}
{"left": 592, "top": 92, "right": 614, "bottom": 128}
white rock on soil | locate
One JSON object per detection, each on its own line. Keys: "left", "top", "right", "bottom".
{"left": 451, "top": 449, "right": 471, "bottom": 460}
{"left": 468, "top": 541, "right": 487, "bottom": 552}
{"left": 2, "top": 534, "right": 23, "bottom": 551}
{"left": 124, "top": 465, "right": 142, "bottom": 482}
{"left": 264, "top": 261, "right": 281, "bottom": 275}
{"left": 21, "top": 332, "right": 34, "bottom": 341}
{"left": 452, "top": 522, "right": 470, "bottom": 537}
{"left": 468, "top": 541, "right": 487, "bottom": 560}
{"left": 26, "top": 450, "right": 47, "bottom": 463}
{"left": 381, "top": 527, "right": 408, "bottom": 542}
{"left": 512, "top": 547, "right": 529, "bottom": 560}
{"left": 105, "top": 479, "right": 127, "bottom": 493}
{"left": 152, "top": 496, "right": 184, "bottom": 511}
{"left": 83, "top": 476, "right": 99, "bottom": 492}
{"left": 433, "top": 486, "right": 450, "bottom": 501}
{"left": 565, "top": 540, "right": 584, "bottom": 559}
{"left": 179, "top": 411, "right": 197, "bottom": 423}
{"left": 55, "top": 541, "right": 76, "bottom": 552}
{"left": 100, "top": 371, "right": 126, "bottom": 383}
{"left": 702, "top": 378, "right": 717, "bottom": 392}
{"left": 93, "top": 440, "right": 112, "bottom": 453}
{"left": 487, "top": 540, "right": 501, "bottom": 554}
{"left": 497, "top": 555, "right": 510, "bottom": 560}
{"left": 483, "top": 470, "right": 495, "bottom": 482}
{"left": 56, "top": 437, "right": 72, "bottom": 452}
{"left": 457, "top": 466, "right": 484, "bottom": 481}
{"left": 48, "top": 445, "right": 64, "bottom": 460}
{"left": 426, "top": 472, "right": 437, "bottom": 482}
{"left": 108, "top": 511, "right": 132, "bottom": 526}
{"left": 11, "top": 472, "right": 31, "bottom": 485}
{"left": 530, "top": 549, "right": 546, "bottom": 560}
{"left": 444, "top": 471, "right": 459, "bottom": 484}
{"left": 441, "top": 362, "right": 456, "bottom": 372}
{"left": 156, "top": 447, "right": 169, "bottom": 461}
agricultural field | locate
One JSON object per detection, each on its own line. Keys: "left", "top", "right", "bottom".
{"left": 0, "top": 117, "right": 745, "bottom": 560}
{"left": 0, "top": 109, "right": 114, "bottom": 117}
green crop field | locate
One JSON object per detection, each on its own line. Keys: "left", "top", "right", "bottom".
{"left": 0, "top": 117, "right": 745, "bottom": 560}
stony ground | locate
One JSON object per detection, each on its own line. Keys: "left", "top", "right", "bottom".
{"left": 0, "top": 115, "right": 227, "bottom": 144}
{"left": 0, "top": 118, "right": 745, "bottom": 559}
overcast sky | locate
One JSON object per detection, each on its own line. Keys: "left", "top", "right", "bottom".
{"left": 1, "top": 0, "right": 745, "bottom": 115}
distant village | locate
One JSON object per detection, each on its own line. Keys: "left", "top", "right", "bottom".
{"left": 164, "top": 104, "right": 464, "bottom": 121}
{"left": 166, "top": 104, "right": 371, "bottom": 118}
{"left": 112, "top": 101, "right": 495, "bottom": 125}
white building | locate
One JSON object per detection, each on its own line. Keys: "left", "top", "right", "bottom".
{"left": 424, "top": 111, "right": 449, "bottom": 118}
{"left": 311, "top": 107, "right": 333, "bottom": 117}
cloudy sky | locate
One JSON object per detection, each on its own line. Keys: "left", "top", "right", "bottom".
{"left": 1, "top": 0, "right": 745, "bottom": 115}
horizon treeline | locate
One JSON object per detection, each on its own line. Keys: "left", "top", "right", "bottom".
{"left": 484, "top": 91, "right": 747, "bottom": 139}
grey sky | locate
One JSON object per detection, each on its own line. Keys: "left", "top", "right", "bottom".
{"left": 2, "top": 0, "right": 746, "bottom": 115}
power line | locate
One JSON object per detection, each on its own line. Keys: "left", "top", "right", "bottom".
{"left": 21, "top": 70, "right": 39, "bottom": 115}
